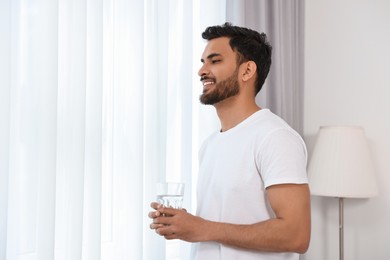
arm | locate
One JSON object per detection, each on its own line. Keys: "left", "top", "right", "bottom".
{"left": 209, "top": 183, "right": 311, "bottom": 253}
{"left": 150, "top": 183, "right": 311, "bottom": 253}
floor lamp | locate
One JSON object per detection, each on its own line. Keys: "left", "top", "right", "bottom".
{"left": 308, "top": 126, "right": 378, "bottom": 260}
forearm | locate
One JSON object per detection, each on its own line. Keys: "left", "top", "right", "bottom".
{"left": 203, "top": 217, "right": 310, "bottom": 254}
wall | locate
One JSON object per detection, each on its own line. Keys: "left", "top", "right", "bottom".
{"left": 303, "top": 1, "right": 390, "bottom": 260}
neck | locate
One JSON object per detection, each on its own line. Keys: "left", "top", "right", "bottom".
{"left": 214, "top": 96, "right": 260, "bottom": 132}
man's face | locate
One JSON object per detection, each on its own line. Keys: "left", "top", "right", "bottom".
{"left": 198, "top": 37, "right": 240, "bottom": 105}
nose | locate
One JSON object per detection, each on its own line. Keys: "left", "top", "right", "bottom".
{"left": 198, "top": 63, "right": 208, "bottom": 78}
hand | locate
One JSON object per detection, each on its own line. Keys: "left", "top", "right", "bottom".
{"left": 148, "top": 202, "right": 209, "bottom": 242}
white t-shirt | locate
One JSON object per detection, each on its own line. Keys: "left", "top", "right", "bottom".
{"left": 191, "top": 109, "right": 308, "bottom": 260}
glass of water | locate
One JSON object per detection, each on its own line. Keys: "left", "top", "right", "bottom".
{"left": 156, "top": 182, "right": 185, "bottom": 209}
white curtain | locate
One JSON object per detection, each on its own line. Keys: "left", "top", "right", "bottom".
{"left": 0, "top": 0, "right": 303, "bottom": 259}
{"left": 0, "top": 0, "right": 225, "bottom": 259}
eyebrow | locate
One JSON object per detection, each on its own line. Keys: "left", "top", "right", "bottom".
{"left": 200, "top": 53, "right": 222, "bottom": 63}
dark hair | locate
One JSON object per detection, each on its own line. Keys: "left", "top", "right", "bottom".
{"left": 202, "top": 22, "right": 272, "bottom": 95}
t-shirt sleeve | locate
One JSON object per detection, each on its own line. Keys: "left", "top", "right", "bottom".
{"left": 257, "top": 128, "right": 308, "bottom": 188}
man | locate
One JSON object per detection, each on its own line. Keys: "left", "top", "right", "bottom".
{"left": 149, "top": 23, "right": 310, "bottom": 260}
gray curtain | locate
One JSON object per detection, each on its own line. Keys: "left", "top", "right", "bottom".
{"left": 226, "top": 0, "right": 304, "bottom": 134}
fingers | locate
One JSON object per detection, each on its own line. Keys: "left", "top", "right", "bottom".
{"left": 153, "top": 215, "right": 173, "bottom": 226}
{"left": 150, "top": 219, "right": 176, "bottom": 239}
{"left": 149, "top": 222, "right": 164, "bottom": 230}
{"left": 153, "top": 224, "right": 177, "bottom": 239}
{"left": 148, "top": 202, "right": 164, "bottom": 219}
{"left": 148, "top": 210, "right": 161, "bottom": 219}
{"left": 149, "top": 207, "right": 180, "bottom": 219}
{"left": 158, "top": 207, "right": 180, "bottom": 216}
{"left": 150, "top": 202, "right": 162, "bottom": 210}
{"left": 164, "top": 234, "right": 177, "bottom": 240}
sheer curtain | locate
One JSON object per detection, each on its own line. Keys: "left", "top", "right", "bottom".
{"left": 0, "top": 1, "right": 303, "bottom": 260}
{"left": 0, "top": 0, "right": 224, "bottom": 259}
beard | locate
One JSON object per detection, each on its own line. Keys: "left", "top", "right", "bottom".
{"left": 199, "top": 70, "right": 240, "bottom": 105}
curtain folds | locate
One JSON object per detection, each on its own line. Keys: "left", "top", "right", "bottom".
{"left": 0, "top": 0, "right": 211, "bottom": 259}
{"left": 0, "top": 0, "right": 303, "bottom": 259}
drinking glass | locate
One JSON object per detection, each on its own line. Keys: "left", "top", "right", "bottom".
{"left": 156, "top": 182, "right": 185, "bottom": 209}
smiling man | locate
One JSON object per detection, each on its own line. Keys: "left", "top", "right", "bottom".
{"left": 149, "top": 23, "right": 311, "bottom": 260}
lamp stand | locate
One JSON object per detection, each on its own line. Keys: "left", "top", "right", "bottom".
{"left": 339, "top": 197, "right": 344, "bottom": 260}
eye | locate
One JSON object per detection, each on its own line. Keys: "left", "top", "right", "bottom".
{"left": 211, "top": 59, "right": 221, "bottom": 64}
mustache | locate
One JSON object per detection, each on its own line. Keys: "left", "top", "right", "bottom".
{"left": 200, "top": 76, "right": 215, "bottom": 81}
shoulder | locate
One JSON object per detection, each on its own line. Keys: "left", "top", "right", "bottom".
{"left": 251, "top": 109, "right": 305, "bottom": 148}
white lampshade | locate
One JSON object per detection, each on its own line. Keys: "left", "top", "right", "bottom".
{"left": 308, "top": 126, "right": 378, "bottom": 198}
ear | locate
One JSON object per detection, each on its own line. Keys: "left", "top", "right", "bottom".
{"left": 241, "top": 61, "right": 257, "bottom": 82}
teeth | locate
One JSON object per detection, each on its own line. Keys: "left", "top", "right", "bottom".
{"left": 203, "top": 81, "right": 214, "bottom": 86}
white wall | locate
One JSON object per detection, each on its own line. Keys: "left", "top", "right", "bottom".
{"left": 303, "top": 1, "right": 390, "bottom": 260}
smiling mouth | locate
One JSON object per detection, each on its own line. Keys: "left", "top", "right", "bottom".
{"left": 202, "top": 81, "right": 215, "bottom": 94}
{"left": 203, "top": 81, "right": 214, "bottom": 86}
{"left": 200, "top": 76, "right": 216, "bottom": 88}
